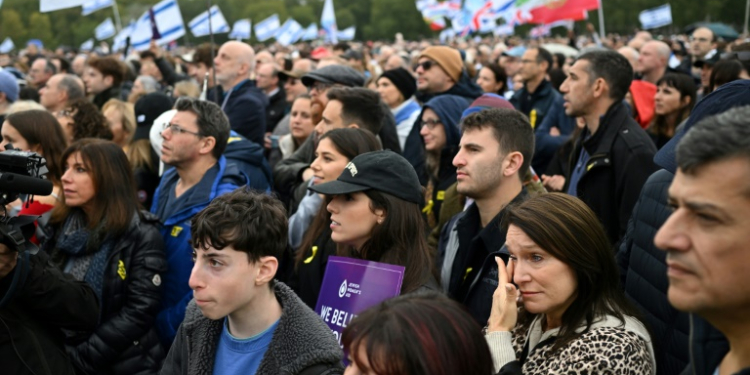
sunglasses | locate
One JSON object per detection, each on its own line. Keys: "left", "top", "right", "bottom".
{"left": 416, "top": 60, "right": 435, "bottom": 71}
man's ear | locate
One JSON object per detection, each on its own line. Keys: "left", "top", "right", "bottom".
{"left": 502, "top": 151, "right": 524, "bottom": 178}
{"left": 255, "top": 256, "right": 278, "bottom": 286}
{"left": 347, "top": 124, "right": 360, "bottom": 129}
{"left": 198, "top": 136, "right": 217, "bottom": 156}
{"left": 104, "top": 75, "right": 114, "bottom": 87}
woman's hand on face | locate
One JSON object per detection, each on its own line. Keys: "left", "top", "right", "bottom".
{"left": 488, "top": 256, "right": 519, "bottom": 332}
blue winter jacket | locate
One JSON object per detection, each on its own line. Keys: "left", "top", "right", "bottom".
{"left": 150, "top": 156, "right": 247, "bottom": 347}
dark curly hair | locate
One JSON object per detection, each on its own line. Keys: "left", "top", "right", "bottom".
{"left": 66, "top": 98, "right": 114, "bottom": 141}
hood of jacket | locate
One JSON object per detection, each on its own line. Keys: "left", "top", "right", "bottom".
{"left": 223, "top": 130, "right": 274, "bottom": 186}
{"left": 416, "top": 70, "right": 483, "bottom": 103}
{"left": 423, "top": 95, "right": 472, "bottom": 149}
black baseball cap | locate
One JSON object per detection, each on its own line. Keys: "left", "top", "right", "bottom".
{"left": 308, "top": 150, "right": 422, "bottom": 204}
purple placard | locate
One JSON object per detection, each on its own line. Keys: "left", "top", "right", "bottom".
{"left": 315, "top": 256, "right": 405, "bottom": 346}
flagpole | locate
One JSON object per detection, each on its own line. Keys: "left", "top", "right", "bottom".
{"left": 597, "top": 0, "right": 605, "bottom": 36}
{"left": 744, "top": 0, "right": 749, "bottom": 35}
{"left": 206, "top": 0, "right": 219, "bottom": 103}
{"left": 111, "top": 0, "right": 123, "bottom": 33}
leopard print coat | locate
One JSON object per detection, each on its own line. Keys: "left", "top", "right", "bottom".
{"left": 488, "top": 314, "right": 655, "bottom": 375}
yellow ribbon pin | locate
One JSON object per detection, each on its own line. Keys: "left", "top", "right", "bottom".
{"left": 171, "top": 226, "right": 183, "bottom": 237}
{"left": 117, "top": 260, "right": 127, "bottom": 280}
{"left": 303, "top": 246, "right": 318, "bottom": 264}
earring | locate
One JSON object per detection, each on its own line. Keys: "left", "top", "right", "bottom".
{"left": 377, "top": 219, "right": 383, "bottom": 224}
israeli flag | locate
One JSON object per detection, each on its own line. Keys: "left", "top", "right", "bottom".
{"left": 81, "top": 0, "right": 113, "bottom": 16}
{"left": 95, "top": 17, "right": 116, "bottom": 40}
{"left": 80, "top": 38, "right": 94, "bottom": 51}
{"left": 254, "top": 14, "right": 281, "bottom": 42}
{"left": 639, "top": 4, "right": 672, "bottom": 29}
{"left": 188, "top": 5, "right": 230, "bottom": 37}
{"left": 129, "top": 0, "right": 186, "bottom": 51}
{"left": 275, "top": 18, "right": 304, "bottom": 46}
{"left": 40, "top": 0, "right": 86, "bottom": 12}
{"left": 229, "top": 19, "right": 251, "bottom": 40}
{"left": 337, "top": 26, "right": 355, "bottom": 41}
{"left": 0, "top": 37, "right": 14, "bottom": 53}
{"left": 112, "top": 21, "right": 135, "bottom": 51}
{"left": 301, "top": 23, "right": 318, "bottom": 41}
{"left": 321, "top": 0, "right": 338, "bottom": 43}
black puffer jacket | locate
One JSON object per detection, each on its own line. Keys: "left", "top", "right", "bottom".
{"left": 0, "top": 251, "right": 100, "bottom": 375}
{"left": 617, "top": 169, "right": 690, "bottom": 375}
{"left": 45, "top": 211, "right": 168, "bottom": 375}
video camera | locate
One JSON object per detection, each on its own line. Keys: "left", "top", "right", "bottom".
{"left": 0, "top": 146, "right": 53, "bottom": 254}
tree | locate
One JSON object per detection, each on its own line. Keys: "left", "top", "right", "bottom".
{"left": 0, "top": 10, "right": 27, "bottom": 47}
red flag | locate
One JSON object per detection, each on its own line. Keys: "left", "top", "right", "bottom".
{"left": 528, "top": 0, "right": 598, "bottom": 24}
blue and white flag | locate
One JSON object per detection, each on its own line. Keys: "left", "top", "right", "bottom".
{"left": 337, "top": 26, "right": 355, "bottom": 41}
{"left": 112, "top": 21, "right": 134, "bottom": 51}
{"left": 129, "top": 0, "right": 186, "bottom": 51}
{"left": 275, "top": 18, "right": 304, "bottom": 46}
{"left": 229, "top": 19, "right": 251, "bottom": 40}
{"left": 95, "top": 17, "right": 116, "bottom": 40}
{"left": 81, "top": 0, "right": 113, "bottom": 16}
{"left": 0, "top": 37, "right": 14, "bottom": 53}
{"left": 188, "top": 5, "right": 229, "bottom": 37}
{"left": 439, "top": 29, "right": 456, "bottom": 43}
{"left": 301, "top": 23, "right": 318, "bottom": 41}
{"left": 40, "top": 0, "right": 86, "bottom": 12}
{"left": 80, "top": 38, "right": 94, "bottom": 51}
{"left": 254, "top": 14, "right": 280, "bottom": 42}
{"left": 321, "top": 0, "right": 338, "bottom": 43}
{"left": 639, "top": 4, "right": 672, "bottom": 29}
{"left": 493, "top": 23, "right": 514, "bottom": 36}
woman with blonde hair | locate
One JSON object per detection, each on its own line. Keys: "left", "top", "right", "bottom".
{"left": 102, "top": 99, "right": 136, "bottom": 150}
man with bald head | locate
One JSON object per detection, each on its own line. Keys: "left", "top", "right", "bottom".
{"left": 678, "top": 27, "right": 718, "bottom": 76}
{"left": 618, "top": 47, "right": 640, "bottom": 75}
{"left": 213, "top": 41, "right": 268, "bottom": 145}
{"left": 39, "top": 73, "right": 85, "bottom": 113}
{"left": 639, "top": 41, "right": 671, "bottom": 84}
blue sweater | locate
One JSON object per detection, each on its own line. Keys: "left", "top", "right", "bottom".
{"left": 213, "top": 319, "right": 280, "bottom": 375}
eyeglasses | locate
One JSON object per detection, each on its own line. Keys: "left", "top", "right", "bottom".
{"left": 310, "top": 82, "right": 333, "bottom": 92}
{"left": 56, "top": 109, "right": 72, "bottom": 117}
{"left": 416, "top": 60, "right": 435, "bottom": 71}
{"left": 689, "top": 36, "right": 711, "bottom": 43}
{"left": 163, "top": 123, "right": 203, "bottom": 137}
{"left": 420, "top": 119, "right": 442, "bottom": 129}
{"left": 520, "top": 59, "right": 538, "bottom": 64}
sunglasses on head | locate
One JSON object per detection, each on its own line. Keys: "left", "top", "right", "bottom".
{"left": 416, "top": 60, "right": 435, "bottom": 71}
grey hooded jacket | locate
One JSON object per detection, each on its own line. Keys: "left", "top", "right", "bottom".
{"left": 159, "top": 282, "right": 343, "bottom": 375}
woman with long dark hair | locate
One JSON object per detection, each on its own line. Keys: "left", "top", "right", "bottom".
{"left": 486, "top": 193, "right": 654, "bottom": 374}
{"left": 343, "top": 293, "right": 495, "bottom": 375}
{"left": 476, "top": 63, "right": 508, "bottom": 96}
{"left": 419, "top": 95, "right": 470, "bottom": 229}
{"left": 2, "top": 110, "right": 68, "bottom": 242}
{"left": 309, "top": 150, "right": 437, "bottom": 296}
{"left": 648, "top": 73, "right": 696, "bottom": 148}
{"left": 289, "top": 128, "right": 381, "bottom": 308}
{"left": 42, "top": 139, "right": 167, "bottom": 375}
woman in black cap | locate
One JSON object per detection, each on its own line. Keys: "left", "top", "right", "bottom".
{"left": 288, "top": 128, "right": 381, "bottom": 308}
{"left": 376, "top": 67, "right": 420, "bottom": 150}
{"left": 308, "top": 150, "right": 438, "bottom": 295}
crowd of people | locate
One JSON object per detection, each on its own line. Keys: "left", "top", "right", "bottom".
{"left": 0, "top": 22, "right": 750, "bottom": 375}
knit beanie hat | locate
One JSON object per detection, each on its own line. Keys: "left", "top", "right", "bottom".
{"left": 461, "top": 93, "right": 514, "bottom": 118}
{"left": 419, "top": 46, "right": 463, "bottom": 82}
{"left": 379, "top": 67, "right": 417, "bottom": 100}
